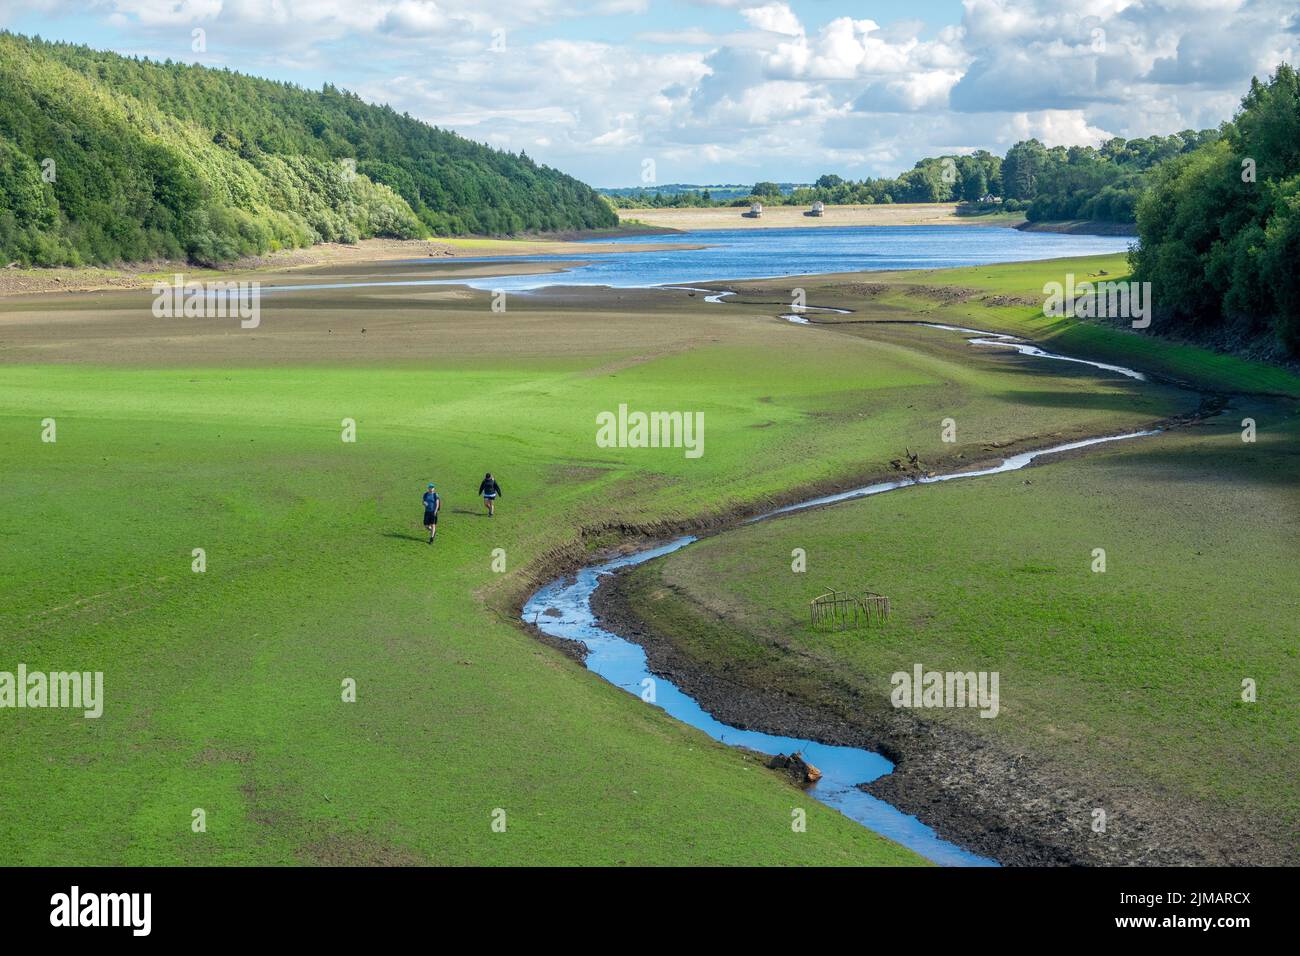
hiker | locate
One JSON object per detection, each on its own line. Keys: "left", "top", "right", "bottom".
{"left": 422, "top": 483, "right": 441, "bottom": 543}
{"left": 478, "top": 472, "right": 502, "bottom": 517}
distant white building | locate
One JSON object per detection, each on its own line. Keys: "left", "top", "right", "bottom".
{"left": 808, "top": 200, "right": 825, "bottom": 217}
{"left": 744, "top": 202, "right": 763, "bottom": 218}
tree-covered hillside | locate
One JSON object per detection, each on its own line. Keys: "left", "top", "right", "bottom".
{"left": 0, "top": 32, "right": 616, "bottom": 267}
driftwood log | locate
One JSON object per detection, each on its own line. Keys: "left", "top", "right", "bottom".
{"left": 767, "top": 752, "right": 822, "bottom": 785}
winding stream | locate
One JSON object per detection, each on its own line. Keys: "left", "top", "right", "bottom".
{"left": 523, "top": 536, "right": 996, "bottom": 867}
{"left": 919, "top": 323, "right": 1147, "bottom": 381}
{"left": 522, "top": 317, "right": 1158, "bottom": 867}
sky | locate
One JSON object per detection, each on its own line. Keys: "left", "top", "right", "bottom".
{"left": 4, "top": 1, "right": 1297, "bottom": 186}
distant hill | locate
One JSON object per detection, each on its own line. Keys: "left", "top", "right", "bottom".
{"left": 0, "top": 32, "right": 616, "bottom": 267}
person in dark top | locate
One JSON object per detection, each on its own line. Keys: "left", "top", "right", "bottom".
{"left": 422, "top": 483, "right": 441, "bottom": 543}
{"left": 478, "top": 473, "right": 502, "bottom": 517}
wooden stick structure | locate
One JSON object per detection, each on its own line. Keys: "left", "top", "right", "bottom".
{"left": 809, "top": 586, "right": 891, "bottom": 630}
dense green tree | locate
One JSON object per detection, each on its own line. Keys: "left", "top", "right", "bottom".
{"left": 959, "top": 157, "right": 989, "bottom": 202}
{"left": 1131, "top": 64, "right": 1300, "bottom": 353}
{"left": 1002, "top": 140, "right": 1049, "bottom": 200}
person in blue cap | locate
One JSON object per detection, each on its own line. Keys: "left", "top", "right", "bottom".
{"left": 422, "top": 483, "right": 441, "bottom": 543}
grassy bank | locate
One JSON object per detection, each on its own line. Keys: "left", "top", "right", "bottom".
{"left": 708, "top": 254, "right": 1300, "bottom": 397}
{"left": 609, "top": 268, "right": 1300, "bottom": 862}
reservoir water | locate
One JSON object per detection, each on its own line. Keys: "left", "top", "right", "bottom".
{"left": 504, "top": 224, "right": 1133, "bottom": 290}
{"left": 264, "top": 225, "right": 1132, "bottom": 295}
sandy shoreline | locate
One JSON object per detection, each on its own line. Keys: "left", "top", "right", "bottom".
{"left": 0, "top": 235, "right": 698, "bottom": 299}
{"left": 619, "top": 202, "right": 1024, "bottom": 231}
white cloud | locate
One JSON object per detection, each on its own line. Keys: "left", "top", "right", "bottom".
{"left": 10, "top": 0, "right": 1297, "bottom": 183}
{"left": 379, "top": 2, "right": 455, "bottom": 37}
{"left": 1000, "top": 109, "right": 1115, "bottom": 148}
{"left": 741, "top": 3, "right": 802, "bottom": 37}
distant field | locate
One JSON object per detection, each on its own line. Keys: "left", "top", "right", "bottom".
{"left": 619, "top": 202, "right": 1021, "bottom": 230}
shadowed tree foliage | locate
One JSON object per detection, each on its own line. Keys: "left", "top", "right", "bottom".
{"left": 1020, "top": 132, "right": 1219, "bottom": 223}
{"left": 0, "top": 32, "right": 616, "bottom": 267}
{"left": 1130, "top": 64, "right": 1300, "bottom": 354}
